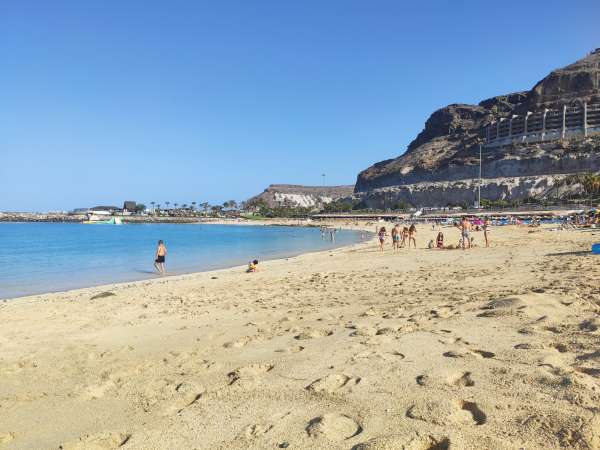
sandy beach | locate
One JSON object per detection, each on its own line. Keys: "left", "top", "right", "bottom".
{"left": 1, "top": 223, "right": 599, "bottom": 450}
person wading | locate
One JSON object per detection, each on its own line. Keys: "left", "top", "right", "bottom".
{"left": 154, "top": 240, "right": 167, "bottom": 274}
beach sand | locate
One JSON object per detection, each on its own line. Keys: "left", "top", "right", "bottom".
{"left": 1, "top": 223, "right": 599, "bottom": 450}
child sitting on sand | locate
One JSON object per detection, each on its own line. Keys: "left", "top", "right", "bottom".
{"left": 247, "top": 260, "right": 259, "bottom": 273}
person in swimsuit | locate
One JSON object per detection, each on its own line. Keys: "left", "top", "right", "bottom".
{"left": 436, "top": 231, "right": 444, "bottom": 248}
{"left": 401, "top": 226, "right": 408, "bottom": 248}
{"left": 247, "top": 259, "right": 259, "bottom": 272}
{"left": 483, "top": 218, "right": 491, "bottom": 247}
{"left": 378, "top": 227, "right": 387, "bottom": 252}
{"left": 395, "top": 224, "right": 402, "bottom": 250}
{"left": 408, "top": 224, "right": 417, "bottom": 248}
{"left": 154, "top": 240, "right": 167, "bottom": 274}
{"left": 391, "top": 224, "right": 401, "bottom": 250}
{"left": 460, "top": 217, "right": 472, "bottom": 250}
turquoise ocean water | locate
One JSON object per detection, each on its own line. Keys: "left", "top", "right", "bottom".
{"left": 0, "top": 223, "right": 362, "bottom": 299}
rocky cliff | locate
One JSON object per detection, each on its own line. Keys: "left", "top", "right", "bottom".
{"left": 355, "top": 49, "right": 600, "bottom": 206}
{"left": 247, "top": 184, "right": 354, "bottom": 208}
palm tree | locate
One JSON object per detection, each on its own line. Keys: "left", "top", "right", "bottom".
{"left": 165, "top": 201, "right": 170, "bottom": 210}
{"left": 581, "top": 173, "right": 600, "bottom": 207}
{"left": 201, "top": 202, "right": 209, "bottom": 215}
{"left": 191, "top": 201, "right": 196, "bottom": 211}
{"left": 150, "top": 201, "right": 155, "bottom": 213}
{"left": 174, "top": 203, "right": 179, "bottom": 210}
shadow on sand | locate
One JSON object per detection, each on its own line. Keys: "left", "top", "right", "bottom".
{"left": 546, "top": 250, "right": 592, "bottom": 257}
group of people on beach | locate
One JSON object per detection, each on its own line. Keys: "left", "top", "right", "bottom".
{"left": 377, "top": 216, "right": 491, "bottom": 251}
{"left": 378, "top": 224, "right": 417, "bottom": 252}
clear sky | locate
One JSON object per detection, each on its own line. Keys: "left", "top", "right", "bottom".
{"left": 2, "top": 0, "right": 599, "bottom": 212}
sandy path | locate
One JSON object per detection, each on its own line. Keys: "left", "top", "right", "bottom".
{"left": 1, "top": 224, "right": 599, "bottom": 450}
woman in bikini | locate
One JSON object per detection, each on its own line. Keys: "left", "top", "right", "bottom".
{"left": 400, "top": 226, "right": 408, "bottom": 248}
{"left": 483, "top": 218, "right": 491, "bottom": 248}
{"left": 378, "top": 227, "right": 387, "bottom": 252}
{"left": 408, "top": 224, "right": 417, "bottom": 248}
{"left": 436, "top": 231, "right": 444, "bottom": 248}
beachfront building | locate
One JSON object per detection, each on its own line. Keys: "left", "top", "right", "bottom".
{"left": 483, "top": 100, "right": 600, "bottom": 148}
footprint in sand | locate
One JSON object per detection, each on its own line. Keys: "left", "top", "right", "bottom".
{"left": 457, "top": 400, "right": 487, "bottom": 425}
{"left": 228, "top": 363, "right": 274, "bottom": 385}
{"left": 406, "top": 400, "right": 454, "bottom": 426}
{"left": 59, "top": 432, "right": 131, "bottom": 450}
{"left": 306, "top": 373, "right": 361, "bottom": 394}
{"left": 447, "top": 371, "right": 475, "bottom": 387}
{"left": 294, "top": 329, "right": 333, "bottom": 340}
{"left": 162, "top": 381, "right": 205, "bottom": 415}
{"left": 223, "top": 336, "right": 254, "bottom": 348}
{"left": 306, "top": 413, "right": 362, "bottom": 441}
{"left": 135, "top": 378, "right": 205, "bottom": 415}
{"left": 470, "top": 349, "right": 495, "bottom": 359}
{"left": 349, "top": 326, "right": 378, "bottom": 337}
{"left": 240, "top": 423, "right": 274, "bottom": 439}
{"left": 275, "top": 345, "right": 305, "bottom": 354}
{"left": 444, "top": 348, "right": 494, "bottom": 359}
{"left": 351, "top": 350, "right": 405, "bottom": 362}
{"left": 514, "top": 343, "right": 533, "bottom": 350}
{"left": 442, "top": 350, "right": 470, "bottom": 358}
{"left": 407, "top": 399, "right": 487, "bottom": 426}
{"left": 352, "top": 434, "right": 450, "bottom": 450}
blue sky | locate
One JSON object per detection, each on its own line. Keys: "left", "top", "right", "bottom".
{"left": 1, "top": 0, "right": 599, "bottom": 211}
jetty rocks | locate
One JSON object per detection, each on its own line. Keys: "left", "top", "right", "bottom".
{"left": 355, "top": 48, "right": 600, "bottom": 207}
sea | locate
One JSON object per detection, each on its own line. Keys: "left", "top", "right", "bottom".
{"left": 0, "top": 222, "right": 363, "bottom": 299}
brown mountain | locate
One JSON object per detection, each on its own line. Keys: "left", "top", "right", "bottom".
{"left": 247, "top": 184, "right": 354, "bottom": 209}
{"left": 355, "top": 49, "right": 600, "bottom": 207}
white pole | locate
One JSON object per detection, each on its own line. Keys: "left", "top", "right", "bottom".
{"left": 478, "top": 144, "right": 482, "bottom": 208}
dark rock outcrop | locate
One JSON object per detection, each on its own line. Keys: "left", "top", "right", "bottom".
{"left": 529, "top": 48, "right": 600, "bottom": 108}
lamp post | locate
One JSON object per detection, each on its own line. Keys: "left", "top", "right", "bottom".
{"left": 477, "top": 144, "right": 482, "bottom": 209}
{"left": 321, "top": 173, "right": 326, "bottom": 187}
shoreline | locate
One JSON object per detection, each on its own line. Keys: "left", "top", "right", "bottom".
{"left": 1, "top": 221, "right": 374, "bottom": 303}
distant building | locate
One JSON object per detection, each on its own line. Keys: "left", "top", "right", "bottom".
{"left": 90, "top": 206, "right": 120, "bottom": 214}
{"left": 123, "top": 201, "right": 137, "bottom": 213}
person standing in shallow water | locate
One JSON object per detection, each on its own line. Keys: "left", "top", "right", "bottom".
{"left": 154, "top": 240, "right": 167, "bottom": 274}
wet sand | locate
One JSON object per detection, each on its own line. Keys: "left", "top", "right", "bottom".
{"left": 1, "top": 223, "right": 599, "bottom": 449}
